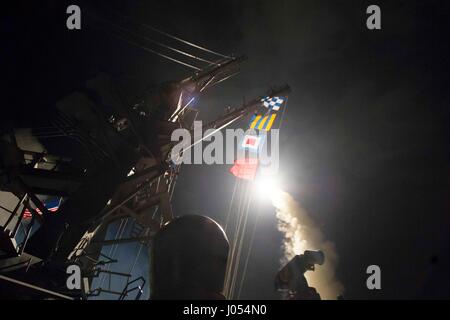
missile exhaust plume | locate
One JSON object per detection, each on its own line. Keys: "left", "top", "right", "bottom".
{"left": 271, "top": 190, "right": 344, "bottom": 299}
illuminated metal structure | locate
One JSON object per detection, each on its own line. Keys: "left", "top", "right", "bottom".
{"left": 0, "top": 32, "right": 290, "bottom": 298}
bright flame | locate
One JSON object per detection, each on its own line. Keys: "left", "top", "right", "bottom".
{"left": 253, "top": 176, "right": 283, "bottom": 202}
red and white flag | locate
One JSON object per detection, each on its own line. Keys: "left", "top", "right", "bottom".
{"left": 241, "top": 135, "right": 262, "bottom": 150}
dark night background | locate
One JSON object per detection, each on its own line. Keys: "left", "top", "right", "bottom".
{"left": 2, "top": 0, "right": 449, "bottom": 299}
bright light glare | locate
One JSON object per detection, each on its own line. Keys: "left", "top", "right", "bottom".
{"left": 253, "top": 175, "right": 282, "bottom": 201}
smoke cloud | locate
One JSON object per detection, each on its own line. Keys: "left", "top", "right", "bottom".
{"left": 272, "top": 190, "right": 344, "bottom": 300}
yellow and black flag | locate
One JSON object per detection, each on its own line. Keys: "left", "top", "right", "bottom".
{"left": 248, "top": 113, "right": 277, "bottom": 131}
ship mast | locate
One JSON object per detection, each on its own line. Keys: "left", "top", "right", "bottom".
{"left": 0, "top": 41, "right": 289, "bottom": 298}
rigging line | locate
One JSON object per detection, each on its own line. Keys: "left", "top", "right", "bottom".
{"left": 224, "top": 179, "right": 244, "bottom": 297}
{"left": 226, "top": 178, "right": 253, "bottom": 297}
{"left": 231, "top": 184, "right": 252, "bottom": 295}
{"left": 182, "top": 114, "right": 245, "bottom": 153}
{"left": 204, "top": 71, "right": 240, "bottom": 90}
{"left": 124, "top": 243, "right": 144, "bottom": 297}
{"left": 126, "top": 217, "right": 148, "bottom": 277}
{"left": 227, "top": 181, "right": 250, "bottom": 298}
{"left": 224, "top": 179, "right": 241, "bottom": 293}
{"left": 278, "top": 96, "right": 289, "bottom": 129}
{"left": 95, "top": 8, "right": 231, "bottom": 59}
{"left": 169, "top": 70, "right": 218, "bottom": 121}
{"left": 150, "top": 176, "right": 163, "bottom": 220}
{"left": 235, "top": 184, "right": 254, "bottom": 282}
{"left": 224, "top": 179, "right": 239, "bottom": 233}
{"left": 223, "top": 181, "right": 238, "bottom": 296}
{"left": 169, "top": 172, "right": 179, "bottom": 200}
{"left": 128, "top": 242, "right": 144, "bottom": 275}
{"left": 135, "top": 20, "right": 231, "bottom": 59}
{"left": 232, "top": 181, "right": 247, "bottom": 251}
{"left": 99, "top": 218, "right": 124, "bottom": 288}
{"left": 100, "top": 220, "right": 127, "bottom": 290}
{"left": 237, "top": 205, "right": 261, "bottom": 299}
{"left": 230, "top": 184, "right": 253, "bottom": 299}
{"left": 231, "top": 182, "right": 247, "bottom": 248}
{"left": 99, "top": 218, "right": 129, "bottom": 290}
{"left": 110, "top": 30, "right": 201, "bottom": 70}
{"left": 97, "top": 17, "right": 218, "bottom": 66}
{"left": 108, "top": 218, "right": 129, "bottom": 286}
{"left": 234, "top": 180, "right": 247, "bottom": 243}
{"left": 224, "top": 178, "right": 240, "bottom": 291}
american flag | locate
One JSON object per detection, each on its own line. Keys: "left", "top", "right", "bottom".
{"left": 23, "top": 198, "right": 61, "bottom": 219}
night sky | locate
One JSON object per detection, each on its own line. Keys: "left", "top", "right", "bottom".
{"left": 3, "top": 0, "right": 449, "bottom": 299}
